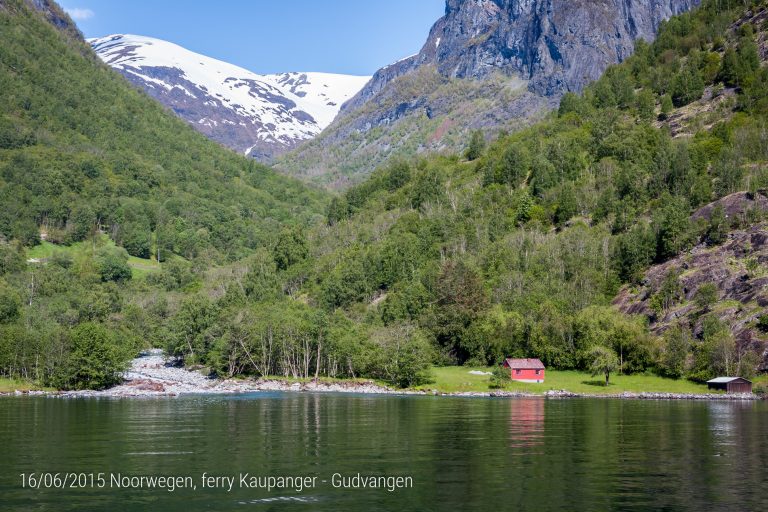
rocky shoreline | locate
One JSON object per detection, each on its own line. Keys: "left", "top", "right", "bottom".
{"left": 57, "top": 353, "right": 415, "bottom": 398}
{"left": 1, "top": 352, "right": 761, "bottom": 400}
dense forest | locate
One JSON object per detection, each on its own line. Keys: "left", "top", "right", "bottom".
{"left": 0, "top": 0, "right": 326, "bottom": 388}
{"left": 0, "top": 1, "right": 327, "bottom": 258}
{"left": 1, "top": 0, "right": 767, "bottom": 389}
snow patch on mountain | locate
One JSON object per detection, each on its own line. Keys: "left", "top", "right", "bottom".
{"left": 89, "top": 34, "right": 370, "bottom": 159}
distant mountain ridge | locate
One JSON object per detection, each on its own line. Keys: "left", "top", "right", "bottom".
{"left": 89, "top": 34, "right": 370, "bottom": 160}
{"left": 279, "top": 0, "right": 700, "bottom": 186}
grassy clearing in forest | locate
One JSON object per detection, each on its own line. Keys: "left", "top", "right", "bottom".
{"left": 417, "top": 366, "right": 715, "bottom": 394}
{"left": 26, "top": 237, "right": 161, "bottom": 278}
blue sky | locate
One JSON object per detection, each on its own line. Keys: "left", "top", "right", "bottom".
{"left": 61, "top": 1, "right": 445, "bottom": 76}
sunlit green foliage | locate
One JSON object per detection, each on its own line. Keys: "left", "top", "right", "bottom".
{"left": 53, "top": 322, "right": 129, "bottom": 390}
{"left": 290, "top": 0, "right": 768, "bottom": 382}
{"left": 0, "top": 0, "right": 326, "bottom": 263}
{"left": 1, "top": 0, "right": 767, "bottom": 389}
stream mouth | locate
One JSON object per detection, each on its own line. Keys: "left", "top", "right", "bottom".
{"left": 58, "top": 351, "right": 398, "bottom": 398}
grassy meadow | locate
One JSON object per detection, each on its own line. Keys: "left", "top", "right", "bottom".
{"left": 26, "top": 236, "right": 161, "bottom": 278}
{"left": 0, "top": 378, "right": 53, "bottom": 393}
{"left": 417, "top": 366, "right": 715, "bottom": 395}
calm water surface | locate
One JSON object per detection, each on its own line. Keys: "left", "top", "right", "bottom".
{"left": 1, "top": 394, "right": 766, "bottom": 511}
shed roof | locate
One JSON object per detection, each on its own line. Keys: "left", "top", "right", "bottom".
{"left": 707, "top": 377, "right": 752, "bottom": 384}
{"left": 504, "top": 358, "right": 545, "bottom": 369}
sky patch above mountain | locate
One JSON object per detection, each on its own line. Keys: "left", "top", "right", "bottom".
{"left": 61, "top": 0, "right": 444, "bottom": 75}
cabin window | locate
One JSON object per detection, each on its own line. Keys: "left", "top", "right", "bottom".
{"left": 535, "top": 369, "right": 541, "bottom": 375}
{"left": 515, "top": 369, "right": 521, "bottom": 375}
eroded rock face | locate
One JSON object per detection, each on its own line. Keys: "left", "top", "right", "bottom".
{"left": 284, "top": 0, "right": 700, "bottom": 185}
{"left": 691, "top": 191, "right": 768, "bottom": 223}
{"left": 26, "top": 0, "right": 76, "bottom": 32}
{"left": 344, "top": 0, "right": 700, "bottom": 112}
{"left": 2, "top": 0, "right": 84, "bottom": 41}
{"left": 614, "top": 193, "right": 768, "bottom": 370}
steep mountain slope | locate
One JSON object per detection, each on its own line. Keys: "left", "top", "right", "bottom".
{"left": 279, "top": 0, "right": 700, "bottom": 187}
{"left": 2, "top": 0, "right": 767, "bottom": 390}
{"left": 347, "top": 0, "right": 701, "bottom": 106}
{"left": 0, "top": 0, "right": 327, "bottom": 261}
{"left": 615, "top": 193, "right": 768, "bottom": 371}
{"left": 89, "top": 34, "right": 370, "bottom": 160}
{"left": 20, "top": 0, "right": 81, "bottom": 41}
{"left": 0, "top": 0, "right": 331, "bottom": 389}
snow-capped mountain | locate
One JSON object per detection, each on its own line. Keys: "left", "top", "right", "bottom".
{"left": 89, "top": 34, "right": 370, "bottom": 160}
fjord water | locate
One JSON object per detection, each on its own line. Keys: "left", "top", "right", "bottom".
{"left": 1, "top": 395, "right": 766, "bottom": 511}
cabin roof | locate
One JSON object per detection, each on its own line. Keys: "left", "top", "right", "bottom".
{"left": 504, "top": 358, "right": 545, "bottom": 369}
{"left": 707, "top": 376, "right": 751, "bottom": 384}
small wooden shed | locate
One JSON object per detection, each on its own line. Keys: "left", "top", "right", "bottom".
{"left": 706, "top": 377, "right": 752, "bottom": 393}
{"left": 503, "top": 358, "right": 545, "bottom": 383}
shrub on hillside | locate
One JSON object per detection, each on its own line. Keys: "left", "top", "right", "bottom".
{"left": 95, "top": 247, "right": 132, "bottom": 283}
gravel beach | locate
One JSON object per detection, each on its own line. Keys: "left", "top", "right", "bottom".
{"left": 56, "top": 351, "right": 402, "bottom": 398}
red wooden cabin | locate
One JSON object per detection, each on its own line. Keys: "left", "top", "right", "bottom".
{"left": 503, "top": 358, "right": 545, "bottom": 383}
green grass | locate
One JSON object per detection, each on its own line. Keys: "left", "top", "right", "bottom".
{"left": 26, "top": 236, "right": 160, "bottom": 278}
{"left": 126, "top": 254, "right": 160, "bottom": 278}
{"left": 752, "top": 373, "right": 768, "bottom": 394}
{"left": 26, "top": 240, "right": 68, "bottom": 260}
{"left": 415, "top": 366, "right": 714, "bottom": 395}
{"left": 0, "top": 378, "right": 53, "bottom": 393}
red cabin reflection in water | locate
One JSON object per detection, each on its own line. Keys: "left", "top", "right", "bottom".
{"left": 507, "top": 399, "right": 545, "bottom": 449}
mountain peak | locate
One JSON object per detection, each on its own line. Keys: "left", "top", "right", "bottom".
{"left": 89, "top": 34, "right": 370, "bottom": 160}
{"left": 283, "top": 0, "right": 701, "bottom": 184}
{"left": 348, "top": 0, "right": 701, "bottom": 108}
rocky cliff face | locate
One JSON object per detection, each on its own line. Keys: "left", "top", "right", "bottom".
{"left": 281, "top": 0, "right": 700, "bottom": 186}
{"left": 347, "top": 0, "right": 700, "bottom": 109}
{"left": 0, "top": 0, "right": 83, "bottom": 41}
{"left": 614, "top": 192, "right": 768, "bottom": 370}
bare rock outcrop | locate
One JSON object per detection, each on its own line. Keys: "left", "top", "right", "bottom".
{"left": 614, "top": 192, "right": 768, "bottom": 369}
{"left": 345, "top": 0, "right": 700, "bottom": 112}
{"left": 282, "top": 0, "right": 701, "bottom": 184}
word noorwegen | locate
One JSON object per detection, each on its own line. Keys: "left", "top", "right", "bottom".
{"left": 19, "top": 472, "right": 414, "bottom": 493}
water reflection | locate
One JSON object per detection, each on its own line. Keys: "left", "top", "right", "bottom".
{"left": 1, "top": 396, "right": 767, "bottom": 511}
{"left": 507, "top": 398, "right": 545, "bottom": 449}
{"left": 706, "top": 400, "right": 749, "bottom": 443}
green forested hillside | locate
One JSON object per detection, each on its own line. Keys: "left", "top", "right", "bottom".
{"left": 0, "top": 0, "right": 326, "bottom": 388}
{"left": 0, "top": 0, "right": 326, "bottom": 261}
{"left": 1, "top": 0, "right": 767, "bottom": 390}
{"left": 271, "top": 0, "right": 768, "bottom": 385}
